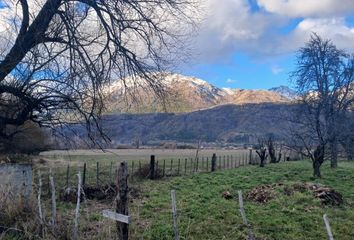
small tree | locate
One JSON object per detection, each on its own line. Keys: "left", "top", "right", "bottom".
{"left": 255, "top": 138, "right": 268, "bottom": 167}
{"left": 266, "top": 135, "right": 277, "bottom": 163}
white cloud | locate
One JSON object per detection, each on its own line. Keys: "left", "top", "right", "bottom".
{"left": 271, "top": 66, "right": 283, "bottom": 75}
{"left": 189, "top": 0, "right": 354, "bottom": 65}
{"left": 226, "top": 78, "right": 236, "bottom": 84}
{"left": 257, "top": 0, "right": 354, "bottom": 17}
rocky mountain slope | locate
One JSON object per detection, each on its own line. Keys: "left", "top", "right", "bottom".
{"left": 104, "top": 73, "right": 296, "bottom": 113}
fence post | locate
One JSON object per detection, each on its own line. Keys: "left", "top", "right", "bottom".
{"left": 206, "top": 157, "right": 209, "bottom": 171}
{"left": 323, "top": 214, "right": 334, "bottom": 240}
{"left": 49, "top": 169, "right": 57, "bottom": 227}
{"left": 170, "top": 159, "right": 173, "bottom": 175}
{"left": 184, "top": 158, "right": 187, "bottom": 175}
{"left": 83, "top": 163, "right": 86, "bottom": 187}
{"left": 171, "top": 190, "right": 180, "bottom": 240}
{"left": 238, "top": 190, "right": 255, "bottom": 240}
{"left": 177, "top": 159, "right": 181, "bottom": 175}
{"left": 249, "top": 150, "right": 253, "bottom": 165}
{"left": 116, "top": 162, "right": 129, "bottom": 240}
{"left": 109, "top": 162, "right": 113, "bottom": 183}
{"left": 66, "top": 165, "right": 70, "bottom": 188}
{"left": 73, "top": 172, "right": 82, "bottom": 240}
{"left": 96, "top": 162, "right": 99, "bottom": 187}
{"left": 190, "top": 158, "right": 193, "bottom": 174}
{"left": 150, "top": 155, "right": 155, "bottom": 180}
{"left": 196, "top": 157, "right": 199, "bottom": 172}
{"left": 163, "top": 160, "right": 166, "bottom": 177}
{"left": 211, "top": 153, "right": 217, "bottom": 172}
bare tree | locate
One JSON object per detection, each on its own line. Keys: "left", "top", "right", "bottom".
{"left": 255, "top": 138, "right": 268, "bottom": 167}
{"left": 266, "top": 135, "right": 277, "bottom": 163}
{"left": 291, "top": 33, "right": 354, "bottom": 169}
{"left": 0, "top": 0, "right": 195, "bottom": 147}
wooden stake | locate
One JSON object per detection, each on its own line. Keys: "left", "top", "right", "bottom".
{"left": 116, "top": 162, "right": 129, "bottom": 240}
{"left": 37, "top": 170, "right": 44, "bottom": 236}
{"left": 323, "top": 214, "right": 334, "bottom": 240}
{"left": 150, "top": 155, "right": 155, "bottom": 180}
{"left": 211, "top": 154, "right": 217, "bottom": 172}
{"left": 82, "top": 163, "right": 86, "bottom": 187}
{"left": 171, "top": 190, "right": 180, "bottom": 240}
{"left": 66, "top": 165, "right": 70, "bottom": 188}
{"left": 49, "top": 169, "right": 57, "bottom": 227}
{"left": 238, "top": 191, "right": 255, "bottom": 240}
{"left": 184, "top": 158, "right": 187, "bottom": 175}
{"left": 96, "top": 162, "right": 99, "bottom": 187}
{"left": 73, "top": 172, "right": 82, "bottom": 240}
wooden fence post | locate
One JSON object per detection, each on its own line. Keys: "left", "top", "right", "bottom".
{"left": 82, "top": 163, "right": 86, "bottom": 187}
{"left": 37, "top": 170, "right": 44, "bottom": 236}
{"left": 323, "top": 214, "right": 334, "bottom": 240}
{"left": 171, "top": 190, "right": 180, "bottom": 240}
{"left": 206, "top": 157, "right": 209, "bottom": 171}
{"left": 73, "top": 172, "right": 82, "bottom": 240}
{"left": 177, "top": 159, "right": 181, "bottom": 175}
{"left": 163, "top": 160, "right": 166, "bottom": 177}
{"left": 196, "top": 157, "right": 199, "bottom": 172}
{"left": 238, "top": 190, "right": 255, "bottom": 240}
{"left": 117, "top": 162, "right": 129, "bottom": 240}
{"left": 66, "top": 165, "right": 70, "bottom": 188}
{"left": 249, "top": 149, "right": 253, "bottom": 165}
{"left": 49, "top": 169, "right": 57, "bottom": 227}
{"left": 96, "top": 162, "right": 99, "bottom": 187}
{"left": 184, "top": 158, "right": 187, "bottom": 175}
{"left": 150, "top": 155, "right": 155, "bottom": 180}
{"left": 170, "top": 159, "right": 173, "bottom": 175}
{"left": 211, "top": 153, "right": 217, "bottom": 172}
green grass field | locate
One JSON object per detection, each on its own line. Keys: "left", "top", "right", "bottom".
{"left": 4, "top": 159, "right": 354, "bottom": 239}
{"left": 130, "top": 160, "right": 354, "bottom": 239}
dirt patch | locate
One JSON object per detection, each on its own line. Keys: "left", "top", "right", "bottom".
{"left": 246, "top": 183, "right": 283, "bottom": 203}
{"left": 303, "top": 183, "right": 343, "bottom": 206}
{"left": 246, "top": 182, "right": 343, "bottom": 206}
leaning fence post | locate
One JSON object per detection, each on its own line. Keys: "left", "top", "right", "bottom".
{"left": 249, "top": 149, "right": 253, "bottom": 165}
{"left": 73, "top": 172, "right": 82, "bottom": 240}
{"left": 117, "top": 162, "right": 129, "bottom": 240}
{"left": 238, "top": 190, "right": 255, "bottom": 240}
{"left": 323, "top": 214, "right": 334, "bottom": 240}
{"left": 211, "top": 153, "right": 217, "bottom": 172}
{"left": 37, "top": 170, "right": 44, "bottom": 236}
{"left": 171, "top": 190, "right": 180, "bottom": 240}
{"left": 49, "top": 169, "right": 57, "bottom": 227}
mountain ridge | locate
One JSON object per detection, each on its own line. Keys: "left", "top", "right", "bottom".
{"left": 104, "top": 73, "right": 297, "bottom": 113}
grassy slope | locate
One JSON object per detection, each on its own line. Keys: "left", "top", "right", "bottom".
{"left": 134, "top": 161, "right": 354, "bottom": 240}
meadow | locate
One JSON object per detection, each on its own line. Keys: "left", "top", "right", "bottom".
{"left": 21, "top": 158, "right": 354, "bottom": 240}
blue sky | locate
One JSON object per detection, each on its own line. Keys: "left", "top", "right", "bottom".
{"left": 178, "top": 0, "right": 354, "bottom": 89}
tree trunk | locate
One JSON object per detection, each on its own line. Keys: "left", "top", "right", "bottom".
{"left": 313, "top": 161, "right": 321, "bottom": 178}
{"left": 313, "top": 144, "right": 325, "bottom": 178}
{"left": 330, "top": 140, "right": 338, "bottom": 168}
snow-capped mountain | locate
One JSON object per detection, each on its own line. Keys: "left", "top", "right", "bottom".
{"left": 268, "top": 86, "right": 298, "bottom": 100}
{"left": 104, "top": 73, "right": 294, "bottom": 113}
